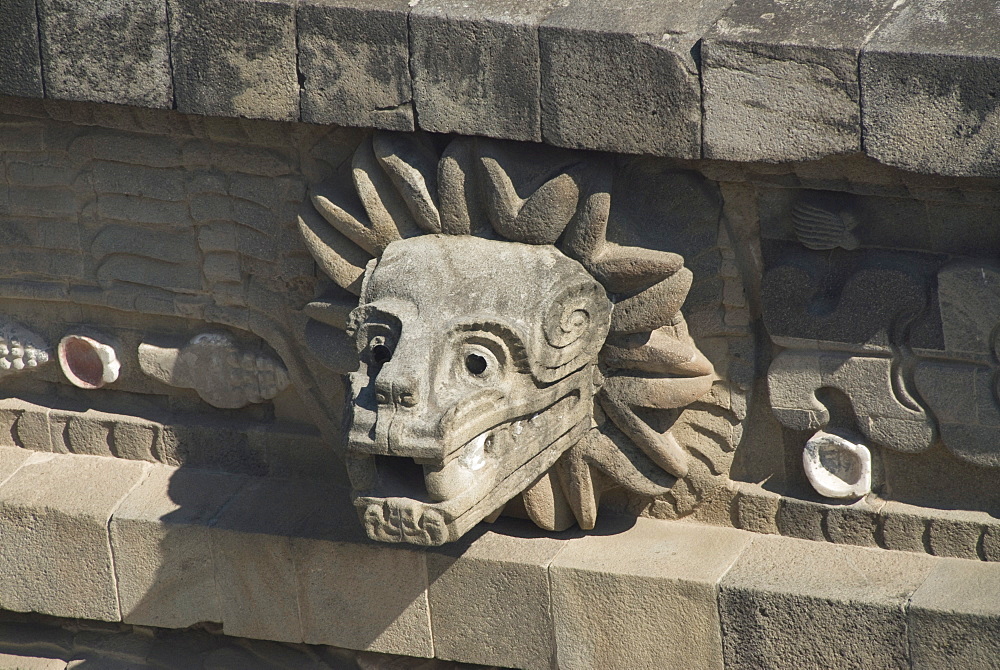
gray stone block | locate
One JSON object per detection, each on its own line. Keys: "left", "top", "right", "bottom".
{"left": 427, "top": 520, "right": 564, "bottom": 670}
{"left": 540, "top": 0, "right": 731, "bottom": 158}
{"left": 298, "top": 0, "right": 414, "bottom": 131}
{"left": 110, "top": 465, "right": 247, "bottom": 628}
{"left": 410, "top": 0, "right": 560, "bottom": 141}
{"left": 38, "top": 0, "right": 171, "bottom": 108}
{"left": 0, "top": 0, "right": 43, "bottom": 98}
{"left": 551, "top": 518, "right": 752, "bottom": 670}
{"left": 909, "top": 559, "right": 1000, "bottom": 669}
{"left": 879, "top": 502, "right": 928, "bottom": 553}
{"left": 294, "top": 535, "right": 432, "bottom": 657}
{"left": 169, "top": 0, "right": 299, "bottom": 121}
{"left": 720, "top": 535, "right": 935, "bottom": 670}
{"left": 0, "top": 452, "right": 149, "bottom": 621}
{"left": 703, "top": 0, "right": 900, "bottom": 162}
{"left": 861, "top": 1, "right": 1000, "bottom": 177}
{"left": 825, "top": 503, "right": 879, "bottom": 547}
{"left": 775, "top": 497, "right": 826, "bottom": 541}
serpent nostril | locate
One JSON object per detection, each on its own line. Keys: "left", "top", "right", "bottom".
{"left": 398, "top": 392, "right": 418, "bottom": 407}
{"left": 375, "top": 390, "right": 390, "bottom": 405}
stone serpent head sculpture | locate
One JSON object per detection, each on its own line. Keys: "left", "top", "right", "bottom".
{"left": 298, "top": 132, "right": 716, "bottom": 545}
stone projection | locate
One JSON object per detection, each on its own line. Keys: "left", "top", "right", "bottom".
{"left": 297, "top": 132, "right": 719, "bottom": 544}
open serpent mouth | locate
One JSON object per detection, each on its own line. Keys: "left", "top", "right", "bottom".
{"left": 354, "top": 393, "right": 585, "bottom": 545}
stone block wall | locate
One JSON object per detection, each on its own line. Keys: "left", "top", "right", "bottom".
{"left": 0, "top": 2, "right": 996, "bottom": 669}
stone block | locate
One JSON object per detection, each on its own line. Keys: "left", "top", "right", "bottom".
{"left": 0, "top": 0, "right": 43, "bottom": 98}
{"left": 427, "top": 519, "right": 564, "bottom": 670}
{"left": 775, "top": 496, "right": 826, "bottom": 541}
{"left": 720, "top": 535, "right": 935, "bottom": 670}
{"left": 861, "top": 1, "right": 1000, "bottom": 177}
{"left": 294, "top": 532, "right": 433, "bottom": 657}
{"left": 908, "top": 559, "right": 1000, "bottom": 669}
{"left": 825, "top": 502, "right": 878, "bottom": 547}
{"left": 540, "top": 0, "right": 731, "bottom": 158}
{"left": 298, "top": 0, "right": 414, "bottom": 131}
{"left": 703, "top": 0, "right": 900, "bottom": 162}
{"left": 551, "top": 517, "right": 752, "bottom": 670}
{"left": 38, "top": 0, "right": 172, "bottom": 108}
{"left": 927, "top": 516, "right": 984, "bottom": 560}
{"left": 879, "top": 502, "right": 928, "bottom": 553}
{"left": 0, "top": 446, "right": 31, "bottom": 484}
{"left": 733, "top": 485, "right": 780, "bottom": 534}
{"left": 110, "top": 465, "right": 247, "bottom": 628}
{"left": 0, "top": 452, "right": 149, "bottom": 621}
{"left": 410, "top": 0, "right": 560, "bottom": 141}
{"left": 169, "top": 0, "right": 299, "bottom": 121}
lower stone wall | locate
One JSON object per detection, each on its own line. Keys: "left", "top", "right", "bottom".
{"left": 0, "top": 613, "right": 497, "bottom": 670}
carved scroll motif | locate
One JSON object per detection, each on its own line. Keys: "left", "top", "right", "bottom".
{"left": 298, "top": 132, "right": 718, "bottom": 545}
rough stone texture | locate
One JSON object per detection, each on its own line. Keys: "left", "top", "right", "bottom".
{"left": 703, "top": 0, "right": 899, "bottom": 162}
{"left": 38, "top": 0, "right": 172, "bottom": 108}
{"left": 775, "top": 497, "right": 826, "bottom": 541}
{"left": 0, "top": 452, "right": 148, "bottom": 621}
{"left": 169, "top": 0, "right": 299, "bottom": 121}
{"left": 551, "top": 518, "right": 751, "bottom": 669}
{"left": 410, "top": 0, "right": 560, "bottom": 141}
{"left": 540, "top": 0, "right": 732, "bottom": 158}
{"left": 110, "top": 465, "right": 247, "bottom": 628}
{"left": 908, "top": 558, "right": 1000, "bottom": 669}
{"left": 0, "top": 0, "right": 43, "bottom": 98}
{"left": 298, "top": 0, "right": 414, "bottom": 131}
{"left": 427, "top": 521, "right": 564, "bottom": 670}
{"left": 720, "top": 535, "right": 935, "bottom": 670}
{"left": 293, "top": 513, "right": 434, "bottom": 657}
{"left": 862, "top": 1, "right": 1000, "bottom": 177}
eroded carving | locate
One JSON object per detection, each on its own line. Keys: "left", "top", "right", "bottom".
{"left": 138, "top": 333, "right": 290, "bottom": 409}
{"left": 802, "top": 430, "right": 872, "bottom": 499}
{"left": 0, "top": 319, "right": 50, "bottom": 377}
{"left": 299, "top": 132, "right": 716, "bottom": 544}
{"left": 58, "top": 333, "right": 120, "bottom": 389}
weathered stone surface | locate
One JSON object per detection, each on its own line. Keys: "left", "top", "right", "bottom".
{"left": 879, "top": 502, "right": 929, "bottom": 554}
{"left": 909, "top": 559, "right": 1000, "bottom": 668}
{"left": 428, "top": 521, "right": 564, "bottom": 670}
{"left": 298, "top": 0, "right": 414, "bottom": 131}
{"left": 110, "top": 465, "right": 247, "bottom": 628}
{"left": 775, "top": 497, "right": 826, "bottom": 541}
{"left": 0, "top": 0, "right": 43, "bottom": 98}
{"left": 294, "top": 533, "right": 432, "bottom": 658}
{"left": 824, "top": 502, "right": 879, "bottom": 548}
{"left": 410, "top": 0, "right": 560, "bottom": 141}
{"left": 38, "top": 0, "right": 172, "bottom": 108}
{"left": 720, "top": 535, "right": 935, "bottom": 670}
{"left": 703, "top": 0, "right": 899, "bottom": 161}
{"left": 0, "top": 452, "right": 148, "bottom": 621}
{"left": 861, "top": 1, "right": 1000, "bottom": 177}
{"left": 734, "top": 485, "right": 780, "bottom": 535}
{"left": 551, "top": 518, "right": 752, "bottom": 669}
{"left": 0, "top": 447, "right": 32, "bottom": 485}
{"left": 540, "top": 0, "right": 731, "bottom": 158}
{"left": 169, "top": 0, "right": 299, "bottom": 121}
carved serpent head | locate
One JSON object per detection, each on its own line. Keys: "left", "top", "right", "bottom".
{"left": 299, "top": 132, "right": 715, "bottom": 545}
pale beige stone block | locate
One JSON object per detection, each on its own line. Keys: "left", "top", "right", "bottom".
{"left": 428, "top": 520, "right": 566, "bottom": 670}
{"left": 0, "top": 653, "right": 66, "bottom": 669}
{"left": 110, "top": 464, "right": 247, "bottom": 628}
{"left": 720, "top": 534, "right": 936, "bottom": 669}
{"left": 294, "top": 536, "right": 432, "bottom": 658}
{"left": 909, "top": 558, "right": 1000, "bottom": 668}
{"left": 551, "top": 517, "right": 753, "bottom": 670}
{"left": 0, "top": 452, "right": 148, "bottom": 621}
{"left": 0, "top": 446, "right": 32, "bottom": 483}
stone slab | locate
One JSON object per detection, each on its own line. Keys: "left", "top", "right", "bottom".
{"left": 551, "top": 517, "right": 752, "bottom": 670}
{"left": 0, "top": 452, "right": 149, "bottom": 621}
{"left": 908, "top": 558, "right": 1000, "bottom": 669}
{"left": 169, "top": 0, "right": 299, "bottom": 121}
{"left": 410, "top": 0, "right": 561, "bottom": 141}
{"left": 427, "top": 519, "right": 566, "bottom": 670}
{"left": 703, "top": 0, "right": 900, "bottom": 162}
{"left": 110, "top": 465, "right": 248, "bottom": 629}
{"left": 0, "top": 446, "right": 32, "bottom": 485}
{"left": 38, "top": 0, "right": 172, "bottom": 108}
{"left": 0, "top": 0, "right": 43, "bottom": 98}
{"left": 298, "top": 0, "right": 414, "bottom": 131}
{"left": 861, "top": 1, "right": 1000, "bottom": 177}
{"left": 720, "top": 534, "right": 935, "bottom": 670}
{"left": 540, "top": 0, "right": 732, "bottom": 158}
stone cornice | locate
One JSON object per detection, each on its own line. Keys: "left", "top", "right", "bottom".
{"left": 1, "top": 0, "right": 996, "bottom": 175}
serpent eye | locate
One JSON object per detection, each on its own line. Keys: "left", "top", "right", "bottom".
{"left": 465, "top": 353, "right": 487, "bottom": 375}
{"left": 368, "top": 335, "right": 393, "bottom": 365}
